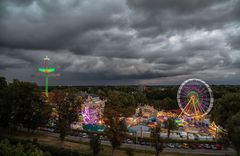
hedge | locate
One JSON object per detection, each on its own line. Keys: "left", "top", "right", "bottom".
{"left": 0, "top": 136, "right": 90, "bottom": 156}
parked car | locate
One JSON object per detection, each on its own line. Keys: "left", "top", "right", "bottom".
{"left": 167, "top": 143, "right": 175, "bottom": 148}
{"left": 40, "top": 127, "right": 54, "bottom": 132}
{"left": 82, "top": 133, "right": 88, "bottom": 138}
{"left": 181, "top": 143, "right": 189, "bottom": 149}
{"left": 211, "top": 144, "right": 222, "bottom": 150}
{"left": 204, "top": 144, "right": 211, "bottom": 149}
{"left": 188, "top": 133, "right": 196, "bottom": 140}
{"left": 140, "top": 141, "right": 148, "bottom": 145}
{"left": 180, "top": 132, "right": 187, "bottom": 138}
{"left": 126, "top": 139, "right": 134, "bottom": 144}
{"left": 189, "top": 144, "right": 197, "bottom": 149}
{"left": 211, "top": 144, "right": 216, "bottom": 149}
{"left": 197, "top": 144, "right": 203, "bottom": 149}
{"left": 174, "top": 143, "right": 181, "bottom": 149}
{"left": 145, "top": 142, "right": 151, "bottom": 146}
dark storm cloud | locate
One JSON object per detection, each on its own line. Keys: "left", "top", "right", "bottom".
{"left": 127, "top": 0, "right": 240, "bottom": 36}
{"left": 0, "top": 0, "right": 240, "bottom": 85}
{"left": 0, "top": 52, "right": 29, "bottom": 70}
{"left": 0, "top": 0, "right": 125, "bottom": 50}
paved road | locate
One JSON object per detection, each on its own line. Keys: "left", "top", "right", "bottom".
{"left": 36, "top": 130, "right": 236, "bottom": 156}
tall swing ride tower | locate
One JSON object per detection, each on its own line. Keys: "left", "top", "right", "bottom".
{"left": 35, "top": 56, "right": 59, "bottom": 97}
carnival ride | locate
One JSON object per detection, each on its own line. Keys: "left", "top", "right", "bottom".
{"left": 34, "top": 56, "right": 59, "bottom": 97}
{"left": 81, "top": 96, "right": 98, "bottom": 125}
{"left": 177, "top": 79, "right": 214, "bottom": 119}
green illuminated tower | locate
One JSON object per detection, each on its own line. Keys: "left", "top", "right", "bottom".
{"left": 37, "top": 56, "right": 58, "bottom": 97}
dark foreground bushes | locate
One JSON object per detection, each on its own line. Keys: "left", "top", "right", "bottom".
{"left": 0, "top": 136, "right": 89, "bottom": 156}
{"left": 0, "top": 138, "right": 46, "bottom": 156}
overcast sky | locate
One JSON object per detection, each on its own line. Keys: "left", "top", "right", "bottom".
{"left": 0, "top": 0, "right": 240, "bottom": 86}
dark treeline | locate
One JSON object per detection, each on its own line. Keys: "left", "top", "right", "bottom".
{"left": 0, "top": 77, "right": 52, "bottom": 131}
{"left": 2, "top": 77, "right": 240, "bottom": 125}
{"left": 47, "top": 85, "right": 240, "bottom": 114}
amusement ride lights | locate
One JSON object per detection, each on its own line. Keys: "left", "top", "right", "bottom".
{"left": 35, "top": 56, "right": 59, "bottom": 98}
{"left": 177, "top": 79, "right": 214, "bottom": 119}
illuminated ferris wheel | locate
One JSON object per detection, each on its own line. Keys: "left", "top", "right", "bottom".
{"left": 177, "top": 79, "right": 214, "bottom": 119}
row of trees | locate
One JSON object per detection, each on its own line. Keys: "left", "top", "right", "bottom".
{"left": 0, "top": 77, "right": 81, "bottom": 147}
{"left": 0, "top": 78, "right": 51, "bottom": 131}
{"left": 212, "top": 93, "right": 240, "bottom": 155}
{"left": 50, "top": 84, "right": 240, "bottom": 112}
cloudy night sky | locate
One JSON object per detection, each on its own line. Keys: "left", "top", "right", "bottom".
{"left": 0, "top": 0, "right": 240, "bottom": 86}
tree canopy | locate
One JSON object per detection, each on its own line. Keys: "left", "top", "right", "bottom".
{"left": 0, "top": 79, "right": 51, "bottom": 131}
{"left": 50, "top": 89, "right": 83, "bottom": 142}
{"left": 227, "top": 111, "right": 240, "bottom": 156}
{"left": 212, "top": 93, "right": 240, "bottom": 127}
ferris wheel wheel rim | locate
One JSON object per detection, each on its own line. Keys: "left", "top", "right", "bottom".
{"left": 177, "top": 78, "right": 214, "bottom": 117}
